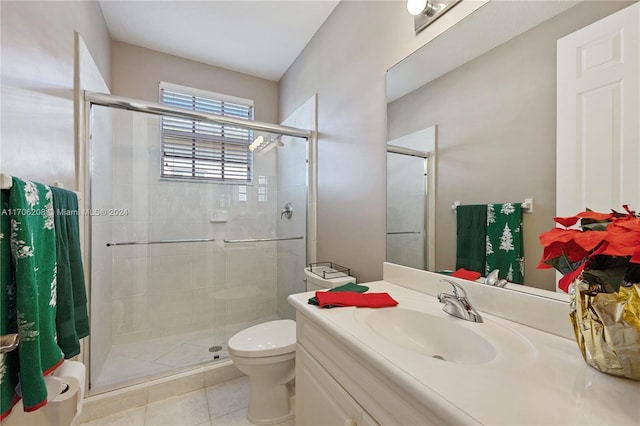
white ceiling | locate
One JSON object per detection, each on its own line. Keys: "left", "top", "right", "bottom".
{"left": 99, "top": 0, "right": 340, "bottom": 81}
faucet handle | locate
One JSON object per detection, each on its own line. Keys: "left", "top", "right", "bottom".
{"left": 438, "top": 279, "right": 483, "bottom": 323}
{"left": 440, "top": 279, "right": 467, "bottom": 299}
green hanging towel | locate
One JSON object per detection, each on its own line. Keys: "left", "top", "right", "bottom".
{"left": 1, "top": 190, "right": 19, "bottom": 420}
{"left": 51, "top": 187, "right": 89, "bottom": 359}
{"left": 455, "top": 204, "right": 487, "bottom": 274}
{"left": 9, "top": 177, "right": 64, "bottom": 412}
{"left": 485, "top": 203, "right": 524, "bottom": 284}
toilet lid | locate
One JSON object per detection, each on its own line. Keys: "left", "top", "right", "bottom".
{"left": 228, "top": 319, "right": 296, "bottom": 357}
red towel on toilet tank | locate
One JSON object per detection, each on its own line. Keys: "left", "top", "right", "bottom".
{"left": 314, "top": 291, "right": 398, "bottom": 308}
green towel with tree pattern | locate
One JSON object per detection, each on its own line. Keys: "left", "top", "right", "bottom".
{"left": 485, "top": 203, "right": 524, "bottom": 284}
{"left": 7, "top": 177, "right": 64, "bottom": 412}
{"left": 1, "top": 190, "right": 19, "bottom": 419}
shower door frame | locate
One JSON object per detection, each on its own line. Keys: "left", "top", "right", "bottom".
{"left": 80, "top": 91, "right": 313, "bottom": 395}
{"left": 386, "top": 144, "right": 434, "bottom": 271}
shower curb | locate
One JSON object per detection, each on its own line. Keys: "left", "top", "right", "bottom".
{"left": 79, "top": 360, "right": 243, "bottom": 423}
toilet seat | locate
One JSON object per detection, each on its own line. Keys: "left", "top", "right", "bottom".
{"left": 228, "top": 320, "right": 296, "bottom": 357}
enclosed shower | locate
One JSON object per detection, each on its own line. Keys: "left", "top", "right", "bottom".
{"left": 85, "top": 93, "right": 311, "bottom": 393}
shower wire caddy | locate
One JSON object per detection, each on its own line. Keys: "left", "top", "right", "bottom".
{"left": 307, "top": 262, "right": 352, "bottom": 279}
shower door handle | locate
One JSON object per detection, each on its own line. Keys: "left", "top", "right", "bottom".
{"left": 224, "top": 236, "right": 303, "bottom": 244}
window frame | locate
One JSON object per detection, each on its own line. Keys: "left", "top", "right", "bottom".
{"left": 159, "top": 82, "right": 255, "bottom": 184}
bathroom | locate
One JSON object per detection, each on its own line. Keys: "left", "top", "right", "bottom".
{"left": 1, "top": 0, "right": 640, "bottom": 425}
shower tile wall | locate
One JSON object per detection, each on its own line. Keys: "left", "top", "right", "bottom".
{"left": 107, "top": 110, "right": 279, "bottom": 346}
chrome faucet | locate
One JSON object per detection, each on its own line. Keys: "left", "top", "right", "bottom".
{"left": 484, "top": 269, "right": 508, "bottom": 288}
{"left": 437, "top": 279, "right": 483, "bottom": 323}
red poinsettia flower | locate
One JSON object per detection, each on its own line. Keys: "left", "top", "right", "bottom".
{"left": 558, "top": 262, "right": 587, "bottom": 293}
{"left": 538, "top": 207, "right": 640, "bottom": 293}
{"left": 575, "top": 211, "right": 614, "bottom": 221}
{"left": 553, "top": 216, "right": 580, "bottom": 228}
{"left": 539, "top": 239, "right": 588, "bottom": 264}
{"left": 612, "top": 216, "right": 640, "bottom": 232}
{"left": 600, "top": 230, "right": 640, "bottom": 257}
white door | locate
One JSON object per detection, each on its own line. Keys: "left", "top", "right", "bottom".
{"left": 557, "top": 2, "right": 640, "bottom": 219}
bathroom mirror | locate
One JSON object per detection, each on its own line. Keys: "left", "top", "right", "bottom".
{"left": 385, "top": 0, "right": 634, "bottom": 293}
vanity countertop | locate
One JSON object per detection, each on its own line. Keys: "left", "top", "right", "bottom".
{"left": 288, "top": 280, "right": 640, "bottom": 425}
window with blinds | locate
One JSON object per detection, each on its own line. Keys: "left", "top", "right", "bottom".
{"left": 159, "top": 83, "right": 254, "bottom": 183}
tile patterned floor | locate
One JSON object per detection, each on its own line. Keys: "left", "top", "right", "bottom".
{"left": 86, "top": 316, "right": 291, "bottom": 426}
{"left": 80, "top": 376, "right": 290, "bottom": 426}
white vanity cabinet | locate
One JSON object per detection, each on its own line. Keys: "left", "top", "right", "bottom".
{"left": 296, "top": 346, "right": 377, "bottom": 426}
{"left": 294, "top": 311, "right": 453, "bottom": 426}
{"left": 290, "top": 271, "right": 640, "bottom": 426}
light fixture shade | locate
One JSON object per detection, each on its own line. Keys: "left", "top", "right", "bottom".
{"left": 407, "top": 0, "right": 428, "bottom": 16}
{"left": 249, "top": 135, "right": 264, "bottom": 151}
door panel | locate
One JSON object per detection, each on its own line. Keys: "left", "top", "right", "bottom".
{"left": 557, "top": 2, "right": 639, "bottom": 216}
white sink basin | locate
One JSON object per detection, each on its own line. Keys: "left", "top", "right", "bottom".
{"left": 354, "top": 307, "right": 496, "bottom": 364}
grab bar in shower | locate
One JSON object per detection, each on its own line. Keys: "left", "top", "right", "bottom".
{"left": 106, "top": 238, "right": 216, "bottom": 247}
{"left": 386, "top": 231, "right": 422, "bottom": 235}
{"left": 223, "top": 236, "right": 304, "bottom": 244}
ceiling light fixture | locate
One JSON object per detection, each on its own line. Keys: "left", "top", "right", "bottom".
{"left": 407, "top": 0, "right": 436, "bottom": 17}
{"left": 407, "top": 0, "right": 462, "bottom": 35}
{"left": 249, "top": 135, "right": 264, "bottom": 152}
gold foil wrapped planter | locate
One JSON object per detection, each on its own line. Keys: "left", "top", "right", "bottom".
{"left": 569, "top": 276, "right": 640, "bottom": 380}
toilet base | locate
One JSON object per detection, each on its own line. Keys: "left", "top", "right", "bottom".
{"left": 246, "top": 382, "right": 295, "bottom": 425}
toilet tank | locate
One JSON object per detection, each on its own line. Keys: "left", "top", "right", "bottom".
{"left": 304, "top": 263, "right": 356, "bottom": 292}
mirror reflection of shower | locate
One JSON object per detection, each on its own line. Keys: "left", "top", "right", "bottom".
{"left": 386, "top": 126, "right": 437, "bottom": 271}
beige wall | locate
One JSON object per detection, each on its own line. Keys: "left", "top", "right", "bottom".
{"left": 0, "top": 0, "right": 111, "bottom": 189}
{"left": 279, "top": 1, "right": 485, "bottom": 282}
{"left": 110, "top": 41, "right": 278, "bottom": 123}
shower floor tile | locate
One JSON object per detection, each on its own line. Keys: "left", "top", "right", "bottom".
{"left": 93, "top": 316, "right": 278, "bottom": 390}
{"left": 93, "top": 329, "right": 227, "bottom": 390}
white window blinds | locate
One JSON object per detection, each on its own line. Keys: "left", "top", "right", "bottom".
{"left": 159, "top": 83, "right": 254, "bottom": 183}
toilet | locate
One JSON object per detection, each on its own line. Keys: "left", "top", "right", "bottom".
{"left": 228, "top": 319, "right": 297, "bottom": 425}
{"left": 227, "top": 265, "right": 355, "bottom": 425}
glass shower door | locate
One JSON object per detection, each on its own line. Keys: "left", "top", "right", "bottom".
{"left": 386, "top": 150, "right": 428, "bottom": 270}
{"left": 88, "top": 105, "right": 308, "bottom": 393}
